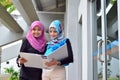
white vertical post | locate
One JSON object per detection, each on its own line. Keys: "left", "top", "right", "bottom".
{"left": 80, "top": 0, "right": 95, "bottom": 80}
{"left": 0, "top": 47, "right": 2, "bottom": 74}
{"left": 101, "top": 0, "right": 107, "bottom": 80}
{"left": 89, "top": 1, "right": 98, "bottom": 80}
{"left": 65, "top": 0, "right": 80, "bottom": 80}
{"left": 117, "top": 0, "right": 120, "bottom": 78}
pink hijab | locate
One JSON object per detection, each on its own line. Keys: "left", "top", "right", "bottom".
{"left": 26, "top": 21, "right": 46, "bottom": 52}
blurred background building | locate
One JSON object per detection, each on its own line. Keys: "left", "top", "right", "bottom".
{"left": 0, "top": 0, "right": 119, "bottom": 80}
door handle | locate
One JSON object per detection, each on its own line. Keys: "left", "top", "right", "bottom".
{"left": 98, "top": 40, "right": 104, "bottom": 62}
{"left": 98, "top": 39, "right": 112, "bottom": 63}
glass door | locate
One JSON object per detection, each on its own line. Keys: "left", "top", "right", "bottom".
{"left": 94, "top": 0, "right": 119, "bottom": 80}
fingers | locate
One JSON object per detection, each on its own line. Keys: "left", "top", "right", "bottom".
{"left": 44, "top": 58, "right": 59, "bottom": 67}
{"left": 19, "top": 58, "right": 27, "bottom": 64}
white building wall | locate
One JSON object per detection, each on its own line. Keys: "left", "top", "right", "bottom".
{"left": 65, "top": 0, "right": 81, "bottom": 80}
{"left": 78, "top": 0, "right": 97, "bottom": 80}
{"left": 1, "top": 40, "right": 22, "bottom": 63}
{"left": 0, "top": 40, "right": 22, "bottom": 73}
{"left": 65, "top": 0, "right": 97, "bottom": 80}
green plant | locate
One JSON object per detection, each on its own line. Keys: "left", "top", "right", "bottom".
{"left": 4, "top": 67, "right": 19, "bottom": 80}
{"left": 0, "top": 0, "right": 16, "bottom": 13}
{"left": 107, "top": 77, "right": 119, "bottom": 80}
{"left": 110, "top": 0, "right": 116, "bottom": 5}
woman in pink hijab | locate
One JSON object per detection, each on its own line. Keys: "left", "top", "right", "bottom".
{"left": 16, "top": 21, "right": 46, "bottom": 80}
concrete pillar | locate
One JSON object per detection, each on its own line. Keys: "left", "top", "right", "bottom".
{"left": 65, "top": 0, "right": 81, "bottom": 80}
{"left": 12, "top": 0, "right": 39, "bottom": 26}
{"left": 0, "top": 4, "right": 23, "bottom": 33}
{"left": 78, "top": 0, "right": 97, "bottom": 80}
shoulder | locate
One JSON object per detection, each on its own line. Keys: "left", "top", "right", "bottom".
{"left": 21, "top": 37, "right": 29, "bottom": 45}
{"left": 66, "top": 38, "right": 69, "bottom": 41}
{"left": 22, "top": 37, "right": 28, "bottom": 42}
{"left": 61, "top": 38, "right": 69, "bottom": 42}
{"left": 65, "top": 38, "right": 72, "bottom": 46}
{"left": 65, "top": 38, "right": 70, "bottom": 42}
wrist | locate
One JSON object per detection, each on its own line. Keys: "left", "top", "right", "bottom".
{"left": 57, "top": 61, "right": 61, "bottom": 65}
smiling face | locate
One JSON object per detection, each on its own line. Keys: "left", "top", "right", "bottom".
{"left": 32, "top": 26, "right": 42, "bottom": 38}
{"left": 49, "top": 27, "right": 58, "bottom": 39}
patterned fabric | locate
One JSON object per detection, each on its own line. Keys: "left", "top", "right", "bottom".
{"left": 44, "top": 38, "right": 66, "bottom": 56}
{"left": 49, "top": 20, "right": 64, "bottom": 41}
{"left": 45, "top": 20, "right": 66, "bottom": 56}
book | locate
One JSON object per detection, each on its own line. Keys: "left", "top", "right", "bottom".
{"left": 20, "top": 53, "right": 46, "bottom": 69}
{"left": 45, "top": 43, "right": 68, "bottom": 61}
{"left": 19, "top": 44, "right": 68, "bottom": 69}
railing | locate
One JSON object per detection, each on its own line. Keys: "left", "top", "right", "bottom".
{"left": 0, "top": 74, "right": 10, "bottom": 80}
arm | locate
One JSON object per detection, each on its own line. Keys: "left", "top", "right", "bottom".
{"left": 44, "top": 39, "right": 74, "bottom": 67}
{"left": 16, "top": 38, "right": 27, "bottom": 67}
{"left": 60, "top": 39, "right": 73, "bottom": 65}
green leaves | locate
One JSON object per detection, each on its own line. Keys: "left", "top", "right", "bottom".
{"left": 110, "top": 0, "right": 116, "bottom": 5}
{"left": 4, "top": 67, "right": 19, "bottom": 80}
{"left": 0, "top": 0, "right": 16, "bottom": 13}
